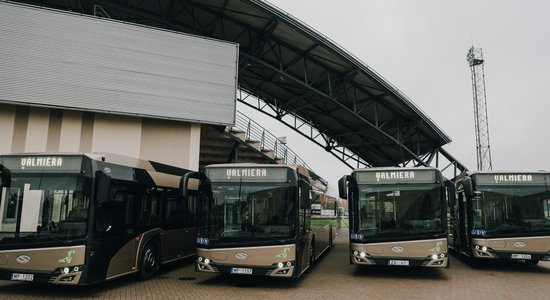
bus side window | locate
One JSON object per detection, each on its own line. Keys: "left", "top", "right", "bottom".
{"left": 165, "top": 189, "right": 185, "bottom": 226}
{"left": 142, "top": 191, "right": 163, "bottom": 226}
{"left": 96, "top": 181, "right": 140, "bottom": 234}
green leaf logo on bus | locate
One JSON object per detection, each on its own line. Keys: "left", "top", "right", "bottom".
{"left": 58, "top": 250, "right": 76, "bottom": 264}
{"left": 275, "top": 247, "right": 289, "bottom": 259}
{"left": 430, "top": 241, "right": 442, "bottom": 252}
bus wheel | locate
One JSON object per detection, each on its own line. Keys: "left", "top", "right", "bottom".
{"left": 140, "top": 242, "right": 159, "bottom": 280}
{"left": 525, "top": 259, "right": 539, "bottom": 265}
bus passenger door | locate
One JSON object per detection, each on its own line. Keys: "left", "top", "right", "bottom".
{"left": 457, "top": 192, "right": 470, "bottom": 254}
{"left": 446, "top": 181, "right": 456, "bottom": 248}
{"left": 179, "top": 173, "right": 211, "bottom": 256}
{"left": 89, "top": 181, "right": 142, "bottom": 283}
{"left": 297, "top": 180, "right": 312, "bottom": 272}
{"left": 162, "top": 187, "right": 195, "bottom": 261}
{"left": 175, "top": 193, "right": 198, "bottom": 257}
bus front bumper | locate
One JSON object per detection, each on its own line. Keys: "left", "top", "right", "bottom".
{"left": 351, "top": 250, "right": 448, "bottom": 268}
{"left": 196, "top": 257, "right": 295, "bottom": 277}
{"left": 0, "top": 265, "right": 84, "bottom": 285}
{"left": 472, "top": 245, "right": 550, "bottom": 261}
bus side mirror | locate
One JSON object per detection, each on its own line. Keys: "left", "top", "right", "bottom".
{"left": 96, "top": 170, "right": 112, "bottom": 204}
{"left": 338, "top": 176, "right": 349, "bottom": 199}
{"left": 462, "top": 177, "right": 474, "bottom": 198}
{"left": 181, "top": 172, "right": 202, "bottom": 197}
{"left": 299, "top": 180, "right": 311, "bottom": 209}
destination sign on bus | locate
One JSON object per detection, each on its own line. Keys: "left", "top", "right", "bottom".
{"left": 356, "top": 170, "right": 436, "bottom": 184}
{"left": 0, "top": 156, "right": 83, "bottom": 173}
{"left": 206, "top": 167, "right": 288, "bottom": 182}
{"left": 474, "top": 173, "right": 547, "bottom": 185}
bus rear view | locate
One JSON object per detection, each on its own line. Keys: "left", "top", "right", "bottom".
{"left": 339, "top": 167, "right": 449, "bottom": 268}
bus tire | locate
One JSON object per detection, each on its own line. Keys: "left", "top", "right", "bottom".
{"left": 139, "top": 242, "right": 159, "bottom": 280}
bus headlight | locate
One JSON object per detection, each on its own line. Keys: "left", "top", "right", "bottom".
{"left": 275, "top": 261, "right": 293, "bottom": 268}
{"left": 473, "top": 244, "right": 495, "bottom": 258}
{"left": 474, "top": 245, "right": 488, "bottom": 252}
{"left": 204, "top": 258, "right": 210, "bottom": 265}
{"left": 55, "top": 265, "right": 83, "bottom": 275}
{"left": 273, "top": 261, "right": 294, "bottom": 276}
{"left": 431, "top": 254, "right": 439, "bottom": 261}
{"left": 359, "top": 252, "right": 367, "bottom": 258}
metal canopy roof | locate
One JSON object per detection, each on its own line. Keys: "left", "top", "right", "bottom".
{"left": 11, "top": 0, "right": 466, "bottom": 173}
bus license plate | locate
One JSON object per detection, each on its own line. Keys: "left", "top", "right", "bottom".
{"left": 388, "top": 260, "right": 409, "bottom": 266}
{"left": 11, "top": 273, "right": 34, "bottom": 282}
{"left": 230, "top": 267, "right": 253, "bottom": 275}
{"left": 511, "top": 254, "right": 531, "bottom": 259}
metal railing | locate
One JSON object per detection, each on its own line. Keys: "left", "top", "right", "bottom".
{"left": 231, "top": 111, "right": 311, "bottom": 169}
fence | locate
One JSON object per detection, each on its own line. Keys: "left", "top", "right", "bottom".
{"left": 232, "top": 111, "right": 311, "bottom": 169}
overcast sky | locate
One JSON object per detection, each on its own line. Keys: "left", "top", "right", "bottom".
{"left": 239, "top": 0, "right": 550, "bottom": 194}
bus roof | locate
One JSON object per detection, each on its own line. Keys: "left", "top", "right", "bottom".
{"left": 457, "top": 170, "right": 550, "bottom": 186}
{"left": 352, "top": 166, "right": 442, "bottom": 185}
{"left": 1, "top": 152, "right": 192, "bottom": 173}
{"left": 462, "top": 170, "right": 550, "bottom": 176}
{"left": 352, "top": 166, "right": 438, "bottom": 173}
{"left": 0, "top": 152, "right": 192, "bottom": 188}
{"left": 205, "top": 163, "right": 328, "bottom": 192}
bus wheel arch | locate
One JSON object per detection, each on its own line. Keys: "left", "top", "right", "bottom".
{"left": 139, "top": 239, "right": 160, "bottom": 280}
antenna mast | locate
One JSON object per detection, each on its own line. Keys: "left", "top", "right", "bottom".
{"left": 467, "top": 46, "right": 493, "bottom": 170}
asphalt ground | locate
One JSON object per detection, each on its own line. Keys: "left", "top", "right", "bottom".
{"left": 1, "top": 228, "right": 549, "bottom": 300}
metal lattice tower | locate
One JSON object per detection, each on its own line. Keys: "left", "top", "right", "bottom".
{"left": 467, "top": 46, "right": 493, "bottom": 170}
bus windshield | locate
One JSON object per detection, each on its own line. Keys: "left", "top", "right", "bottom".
{"left": 357, "top": 185, "right": 444, "bottom": 238}
{"left": 472, "top": 185, "right": 550, "bottom": 235}
{"left": 200, "top": 182, "right": 295, "bottom": 243}
{"left": 0, "top": 174, "right": 89, "bottom": 244}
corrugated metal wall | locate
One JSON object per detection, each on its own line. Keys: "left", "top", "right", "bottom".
{"left": 0, "top": 2, "right": 238, "bottom": 126}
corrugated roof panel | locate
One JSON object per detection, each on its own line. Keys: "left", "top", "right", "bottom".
{"left": 0, "top": 2, "right": 238, "bottom": 125}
